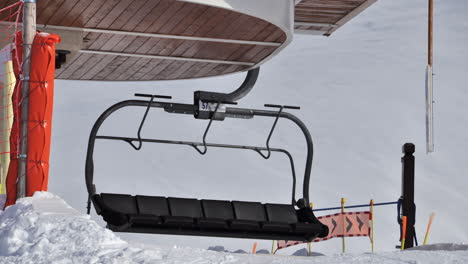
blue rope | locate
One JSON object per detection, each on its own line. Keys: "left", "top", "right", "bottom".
{"left": 312, "top": 201, "right": 398, "bottom": 212}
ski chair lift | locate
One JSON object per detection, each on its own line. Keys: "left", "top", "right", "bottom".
{"left": 85, "top": 69, "right": 329, "bottom": 242}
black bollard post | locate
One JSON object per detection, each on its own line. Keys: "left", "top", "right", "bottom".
{"left": 401, "top": 143, "right": 416, "bottom": 249}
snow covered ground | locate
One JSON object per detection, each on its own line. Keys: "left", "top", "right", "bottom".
{"left": 1, "top": 193, "right": 467, "bottom": 264}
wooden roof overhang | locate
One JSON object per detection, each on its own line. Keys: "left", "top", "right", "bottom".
{"left": 1, "top": 0, "right": 294, "bottom": 81}
{"left": 0, "top": 0, "right": 376, "bottom": 81}
{"left": 294, "top": 0, "right": 377, "bottom": 36}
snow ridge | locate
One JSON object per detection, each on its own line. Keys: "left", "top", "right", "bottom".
{"left": 1, "top": 193, "right": 468, "bottom": 264}
{"left": 0, "top": 192, "right": 153, "bottom": 263}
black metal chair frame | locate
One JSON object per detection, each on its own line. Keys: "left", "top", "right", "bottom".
{"left": 85, "top": 99, "right": 315, "bottom": 212}
{"left": 84, "top": 69, "right": 326, "bottom": 241}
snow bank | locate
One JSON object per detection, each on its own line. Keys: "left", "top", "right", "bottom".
{"left": 409, "top": 243, "right": 468, "bottom": 251}
{"left": 0, "top": 192, "right": 159, "bottom": 263}
{"left": 0, "top": 193, "right": 467, "bottom": 264}
{"left": 0, "top": 194, "right": 5, "bottom": 210}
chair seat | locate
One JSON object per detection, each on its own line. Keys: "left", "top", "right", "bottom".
{"left": 294, "top": 223, "right": 323, "bottom": 234}
{"left": 163, "top": 216, "right": 195, "bottom": 227}
{"left": 262, "top": 222, "right": 292, "bottom": 233}
{"left": 129, "top": 214, "right": 162, "bottom": 227}
{"left": 230, "top": 220, "right": 260, "bottom": 230}
{"left": 198, "top": 218, "right": 229, "bottom": 230}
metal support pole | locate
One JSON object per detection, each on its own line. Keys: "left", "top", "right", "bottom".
{"left": 425, "top": 0, "right": 434, "bottom": 153}
{"left": 428, "top": 0, "right": 433, "bottom": 67}
{"left": 401, "top": 143, "right": 416, "bottom": 249}
{"left": 341, "top": 197, "right": 346, "bottom": 253}
{"left": 18, "top": 0, "right": 37, "bottom": 199}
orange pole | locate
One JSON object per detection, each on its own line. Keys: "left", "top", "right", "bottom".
{"left": 401, "top": 216, "right": 407, "bottom": 250}
{"left": 423, "top": 213, "right": 435, "bottom": 245}
{"left": 252, "top": 242, "right": 258, "bottom": 254}
{"left": 370, "top": 199, "right": 375, "bottom": 253}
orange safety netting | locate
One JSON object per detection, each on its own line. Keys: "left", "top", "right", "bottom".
{"left": 4, "top": 30, "right": 60, "bottom": 208}
{"left": 276, "top": 211, "right": 372, "bottom": 250}
{"left": 0, "top": 1, "right": 22, "bottom": 206}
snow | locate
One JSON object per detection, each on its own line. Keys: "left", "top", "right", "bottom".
{"left": 0, "top": 193, "right": 467, "bottom": 264}
{"left": 0, "top": 195, "right": 5, "bottom": 210}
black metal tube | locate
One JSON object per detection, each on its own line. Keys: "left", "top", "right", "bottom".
{"left": 401, "top": 143, "right": 416, "bottom": 249}
{"left": 226, "top": 107, "right": 314, "bottom": 206}
{"left": 225, "top": 68, "right": 259, "bottom": 101}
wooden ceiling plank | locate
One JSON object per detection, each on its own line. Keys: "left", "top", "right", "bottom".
{"left": 37, "top": 0, "right": 65, "bottom": 25}
{"left": 107, "top": 0, "right": 150, "bottom": 30}
{"left": 190, "top": 42, "right": 245, "bottom": 62}
{"left": 140, "top": 59, "right": 173, "bottom": 80}
{"left": 57, "top": 52, "right": 95, "bottom": 79}
{"left": 229, "top": 16, "right": 266, "bottom": 41}
{"left": 183, "top": 12, "right": 268, "bottom": 64}
{"left": 163, "top": 8, "right": 228, "bottom": 57}
{"left": 96, "top": 0, "right": 134, "bottom": 29}
{"left": 103, "top": 0, "right": 165, "bottom": 58}
{"left": 55, "top": 53, "right": 85, "bottom": 79}
{"left": 169, "top": 61, "right": 209, "bottom": 80}
{"left": 142, "top": 5, "right": 208, "bottom": 59}
{"left": 116, "top": 57, "right": 152, "bottom": 81}
{"left": 156, "top": 60, "right": 189, "bottom": 80}
{"left": 121, "top": 0, "right": 162, "bottom": 32}
{"left": 125, "top": 1, "right": 187, "bottom": 70}
{"left": 84, "top": 55, "right": 118, "bottom": 80}
{"left": 45, "top": 0, "right": 79, "bottom": 25}
{"left": 234, "top": 28, "right": 284, "bottom": 64}
{"left": 157, "top": 3, "right": 197, "bottom": 35}
{"left": 130, "top": 58, "right": 164, "bottom": 80}
{"left": 70, "top": 0, "right": 107, "bottom": 27}
{"left": 153, "top": 6, "right": 219, "bottom": 64}
{"left": 191, "top": 62, "right": 220, "bottom": 78}
{"left": 83, "top": 0, "right": 121, "bottom": 28}
{"left": 100, "top": 34, "right": 128, "bottom": 51}
{"left": 220, "top": 65, "right": 247, "bottom": 76}
{"left": 173, "top": 10, "right": 237, "bottom": 60}
{"left": 227, "top": 23, "right": 278, "bottom": 62}
{"left": 93, "top": 55, "right": 129, "bottom": 80}
{"left": 69, "top": 54, "right": 108, "bottom": 79}
{"left": 325, "top": 0, "right": 376, "bottom": 36}
{"left": 142, "top": 1, "right": 186, "bottom": 34}
{"left": 145, "top": 4, "right": 207, "bottom": 56}
{"left": 57, "top": 0, "right": 94, "bottom": 27}
{"left": 205, "top": 63, "right": 232, "bottom": 77}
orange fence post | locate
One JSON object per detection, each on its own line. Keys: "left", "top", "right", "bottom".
{"left": 252, "top": 242, "right": 258, "bottom": 254}
{"left": 423, "top": 213, "right": 435, "bottom": 245}
{"left": 401, "top": 216, "right": 407, "bottom": 250}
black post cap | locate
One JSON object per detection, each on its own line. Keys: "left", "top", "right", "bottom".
{"left": 402, "top": 143, "right": 415, "bottom": 155}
